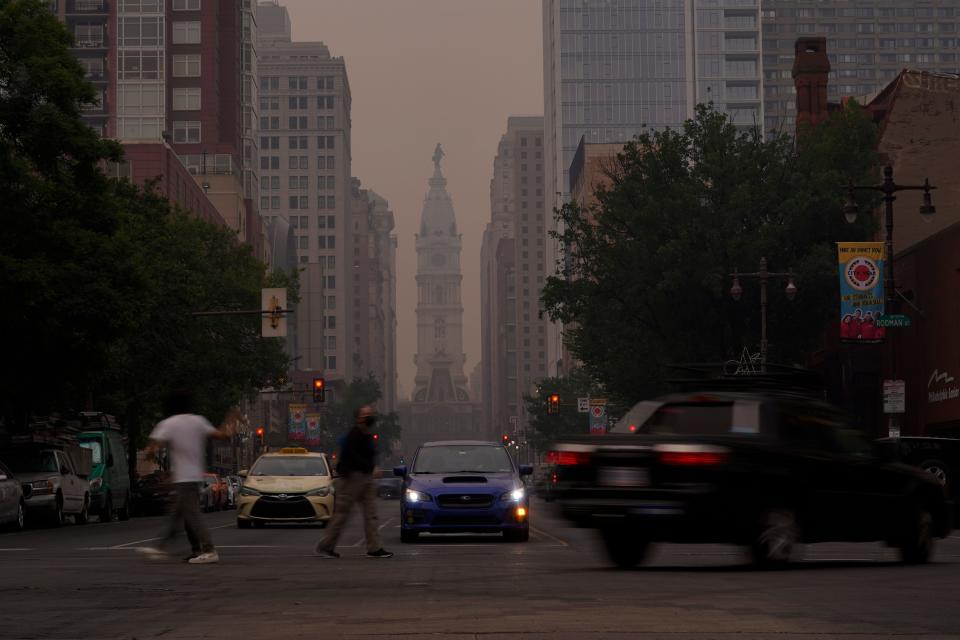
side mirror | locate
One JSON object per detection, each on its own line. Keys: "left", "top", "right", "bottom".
{"left": 393, "top": 466, "right": 407, "bottom": 477}
{"left": 60, "top": 465, "right": 70, "bottom": 476}
{"left": 519, "top": 464, "right": 534, "bottom": 476}
{"left": 238, "top": 470, "right": 248, "bottom": 478}
{"left": 107, "top": 454, "right": 115, "bottom": 468}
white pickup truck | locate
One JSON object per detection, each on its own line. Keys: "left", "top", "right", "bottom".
{"left": 9, "top": 447, "right": 91, "bottom": 526}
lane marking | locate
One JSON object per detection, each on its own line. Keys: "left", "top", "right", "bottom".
{"left": 112, "top": 521, "right": 234, "bottom": 548}
{"left": 348, "top": 517, "right": 394, "bottom": 547}
{"left": 530, "top": 526, "right": 569, "bottom": 547}
{"left": 0, "top": 548, "right": 33, "bottom": 551}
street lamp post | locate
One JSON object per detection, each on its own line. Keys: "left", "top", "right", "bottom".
{"left": 843, "top": 165, "right": 936, "bottom": 437}
{"left": 730, "top": 257, "right": 797, "bottom": 372}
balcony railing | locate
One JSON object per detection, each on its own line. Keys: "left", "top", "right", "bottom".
{"left": 67, "top": 0, "right": 108, "bottom": 14}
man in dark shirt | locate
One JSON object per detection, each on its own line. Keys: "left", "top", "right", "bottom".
{"left": 316, "top": 406, "right": 393, "bottom": 558}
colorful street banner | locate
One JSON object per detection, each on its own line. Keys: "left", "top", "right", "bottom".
{"left": 288, "top": 403, "right": 307, "bottom": 442}
{"left": 838, "top": 242, "right": 886, "bottom": 343}
{"left": 305, "top": 413, "right": 321, "bottom": 447}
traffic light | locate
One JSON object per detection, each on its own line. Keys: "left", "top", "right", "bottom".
{"left": 255, "top": 427, "right": 265, "bottom": 449}
{"left": 373, "top": 433, "right": 379, "bottom": 441}
{"left": 502, "top": 433, "right": 509, "bottom": 445}
{"left": 312, "top": 377, "right": 326, "bottom": 403}
{"left": 548, "top": 394, "right": 560, "bottom": 414}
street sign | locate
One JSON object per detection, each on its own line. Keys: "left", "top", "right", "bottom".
{"left": 876, "top": 314, "right": 912, "bottom": 328}
{"left": 588, "top": 399, "right": 607, "bottom": 435}
{"left": 883, "top": 379, "right": 905, "bottom": 414}
{"left": 261, "top": 288, "right": 287, "bottom": 337}
{"left": 589, "top": 398, "right": 608, "bottom": 406}
{"left": 577, "top": 397, "right": 590, "bottom": 413}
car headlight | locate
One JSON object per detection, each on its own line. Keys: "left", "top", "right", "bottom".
{"left": 88, "top": 477, "right": 103, "bottom": 491}
{"left": 405, "top": 489, "right": 432, "bottom": 503}
{"left": 30, "top": 480, "right": 54, "bottom": 495}
{"left": 501, "top": 488, "right": 525, "bottom": 502}
{"left": 239, "top": 486, "right": 261, "bottom": 496}
{"left": 305, "top": 486, "right": 331, "bottom": 497}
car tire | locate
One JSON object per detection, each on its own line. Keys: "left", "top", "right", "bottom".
{"left": 13, "top": 500, "right": 25, "bottom": 531}
{"left": 919, "top": 459, "right": 949, "bottom": 490}
{"left": 75, "top": 495, "right": 90, "bottom": 525}
{"left": 899, "top": 503, "right": 935, "bottom": 564}
{"left": 237, "top": 519, "right": 252, "bottom": 529}
{"left": 504, "top": 527, "right": 530, "bottom": 542}
{"left": 101, "top": 492, "right": 114, "bottom": 523}
{"left": 400, "top": 529, "right": 419, "bottom": 543}
{"left": 600, "top": 527, "right": 649, "bottom": 568}
{"left": 751, "top": 508, "right": 798, "bottom": 568}
{"left": 50, "top": 493, "right": 64, "bottom": 527}
{"left": 118, "top": 493, "right": 131, "bottom": 521}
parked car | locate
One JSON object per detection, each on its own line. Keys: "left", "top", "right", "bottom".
{"left": 7, "top": 448, "right": 91, "bottom": 526}
{"left": 200, "top": 473, "right": 227, "bottom": 512}
{"left": 875, "top": 436, "right": 960, "bottom": 524}
{"left": 0, "top": 459, "right": 25, "bottom": 531}
{"left": 395, "top": 440, "right": 533, "bottom": 543}
{"left": 78, "top": 428, "right": 131, "bottom": 522}
{"left": 552, "top": 389, "right": 951, "bottom": 567}
{"left": 133, "top": 471, "right": 175, "bottom": 516}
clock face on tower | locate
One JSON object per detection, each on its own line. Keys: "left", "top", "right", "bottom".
{"left": 431, "top": 253, "right": 446, "bottom": 267}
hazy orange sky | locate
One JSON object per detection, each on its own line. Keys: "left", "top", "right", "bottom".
{"left": 281, "top": 0, "right": 544, "bottom": 398}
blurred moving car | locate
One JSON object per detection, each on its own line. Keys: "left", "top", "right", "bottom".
{"left": 395, "top": 440, "right": 532, "bottom": 543}
{"left": 236, "top": 448, "right": 334, "bottom": 528}
{"left": 376, "top": 476, "right": 402, "bottom": 499}
{"left": 0, "top": 459, "right": 26, "bottom": 531}
{"left": 552, "top": 387, "right": 951, "bottom": 568}
{"left": 133, "top": 471, "right": 174, "bottom": 516}
{"left": 876, "top": 436, "right": 960, "bottom": 523}
{"left": 8, "top": 448, "right": 91, "bottom": 526}
{"left": 200, "top": 473, "right": 227, "bottom": 512}
{"left": 78, "top": 428, "right": 131, "bottom": 522}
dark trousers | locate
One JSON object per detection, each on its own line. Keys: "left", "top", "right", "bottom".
{"left": 159, "top": 482, "right": 214, "bottom": 553}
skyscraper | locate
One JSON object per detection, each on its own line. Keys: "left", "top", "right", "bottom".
{"left": 257, "top": 1, "right": 353, "bottom": 381}
{"left": 543, "top": 0, "right": 763, "bottom": 374}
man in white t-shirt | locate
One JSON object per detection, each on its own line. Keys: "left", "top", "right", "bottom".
{"left": 139, "top": 389, "right": 239, "bottom": 564}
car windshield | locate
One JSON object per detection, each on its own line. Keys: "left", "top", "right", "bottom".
{"left": 79, "top": 441, "right": 103, "bottom": 464}
{"left": 250, "top": 456, "right": 329, "bottom": 476}
{"left": 413, "top": 445, "right": 514, "bottom": 474}
{"left": 641, "top": 401, "right": 762, "bottom": 436}
{"left": 8, "top": 451, "right": 59, "bottom": 473}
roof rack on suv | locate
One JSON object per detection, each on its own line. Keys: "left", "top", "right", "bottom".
{"left": 666, "top": 363, "right": 825, "bottom": 398}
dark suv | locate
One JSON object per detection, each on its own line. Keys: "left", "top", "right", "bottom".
{"left": 552, "top": 390, "right": 951, "bottom": 568}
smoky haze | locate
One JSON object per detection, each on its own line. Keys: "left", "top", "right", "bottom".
{"left": 281, "top": 0, "right": 544, "bottom": 399}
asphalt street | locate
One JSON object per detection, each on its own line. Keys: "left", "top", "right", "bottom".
{"left": 2, "top": 499, "right": 960, "bottom": 640}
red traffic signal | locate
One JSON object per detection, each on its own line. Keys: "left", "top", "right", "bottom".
{"left": 548, "top": 394, "right": 560, "bottom": 414}
{"left": 502, "top": 433, "right": 509, "bottom": 444}
{"left": 373, "top": 433, "right": 379, "bottom": 441}
{"left": 255, "top": 427, "right": 265, "bottom": 437}
{"left": 312, "top": 377, "right": 326, "bottom": 403}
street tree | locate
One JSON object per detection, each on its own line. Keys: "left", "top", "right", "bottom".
{"left": 322, "top": 374, "right": 401, "bottom": 454}
{"left": 541, "top": 103, "right": 880, "bottom": 402}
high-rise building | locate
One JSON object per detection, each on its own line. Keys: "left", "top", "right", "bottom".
{"left": 761, "top": 1, "right": 960, "bottom": 133}
{"left": 543, "top": 0, "right": 763, "bottom": 374}
{"left": 257, "top": 1, "right": 353, "bottom": 383}
{"left": 350, "top": 179, "right": 398, "bottom": 413}
{"left": 481, "top": 117, "right": 547, "bottom": 443}
{"left": 406, "top": 146, "right": 478, "bottom": 447}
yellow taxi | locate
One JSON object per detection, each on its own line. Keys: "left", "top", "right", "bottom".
{"left": 236, "top": 448, "right": 335, "bottom": 528}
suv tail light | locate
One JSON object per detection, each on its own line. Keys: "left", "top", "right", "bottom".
{"left": 654, "top": 444, "right": 729, "bottom": 466}
{"left": 547, "top": 450, "right": 592, "bottom": 466}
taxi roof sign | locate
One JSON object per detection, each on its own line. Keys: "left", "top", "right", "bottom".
{"left": 279, "top": 447, "right": 309, "bottom": 454}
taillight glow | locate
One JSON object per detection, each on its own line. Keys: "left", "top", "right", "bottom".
{"left": 547, "top": 450, "right": 591, "bottom": 466}
{"left": 658, "top": 450, "right": 729, "bottom": 466}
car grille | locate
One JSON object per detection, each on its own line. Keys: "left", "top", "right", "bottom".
{"left": 436, "top": 493, "right": 495, "bottom": 509}
{"left": 250, "top": 495, "right": 316, "bottom": 519}
{"left": 432, "top": 515, "right": 502, "bottom": 526}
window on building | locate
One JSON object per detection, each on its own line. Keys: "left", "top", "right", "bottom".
{"left": 172, "top": 21, "right": 200, "bottom": 44}
{"left": 288, "top": 76, "right": 308, "bottom": 90}
{"left": 172, "top": 54, "right": 201, "bottom": 77}
{"left": 172, "top": 120, "right": 200, "bottom": 143}
{"left": 298, "top": 236, "right": 308, "bottom": 250}
{"left": 172, "top": 87, "right": 201, "bottom": 110}
{"left": 271, "top": 195, "right": 280, "bottom": 208}
{"left": 326, "top": 356, "right": 337, "bottom": 370}
{"left": 173, "top": 0, "right": 200, "bottom": 9}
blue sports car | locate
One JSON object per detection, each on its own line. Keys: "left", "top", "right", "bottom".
{"left": 394, "top": 440, "right": 533, "bottom": 542}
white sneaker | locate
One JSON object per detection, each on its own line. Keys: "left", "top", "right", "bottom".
{"left": 136, "top": 546, "right": 169, "bottom": 560}
{"left": 188, "top": 550, "right": 220, "bottom": 564}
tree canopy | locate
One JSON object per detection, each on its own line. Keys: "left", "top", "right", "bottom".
{"left": 542, "top": 103, "right": 880, "bottom": 403}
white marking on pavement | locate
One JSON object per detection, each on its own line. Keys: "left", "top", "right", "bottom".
{"left": 0, "top": 548, "right": 33, "bottom": 551}
{"left": 531, "top": 526, "right": 569, "bottom": 547}
{"left": 348, "top": 517, "right": 394, "bottom": 547}
{"left": 111, "top": 521, "right": 234, "bottom": 548}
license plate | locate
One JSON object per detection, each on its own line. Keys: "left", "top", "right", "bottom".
{"left": 598, "top": 467, "right": 649, "bottom": 487}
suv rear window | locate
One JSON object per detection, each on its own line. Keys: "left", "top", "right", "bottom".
{"left": 642, "top": 401, "right": 761, "bottom": 436}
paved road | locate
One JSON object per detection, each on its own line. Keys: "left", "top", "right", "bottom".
{"left": 2, "top": 499, "right": 959, "bottom": 639}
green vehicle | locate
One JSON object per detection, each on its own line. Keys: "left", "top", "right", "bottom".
{"left": 78, "top": 428, "right": 131, "bottom": 522}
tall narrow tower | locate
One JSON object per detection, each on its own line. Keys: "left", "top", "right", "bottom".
{"left": 405, "top": 145, "right": 477, "bottom": 448}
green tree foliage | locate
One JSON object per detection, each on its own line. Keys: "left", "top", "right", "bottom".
{"left": 0, "top": 2, "right": 292, "bottom": 441}
{"left": 523, "top": 369, "right": 627, "bottom": 450}
{"left": 542, "top": 103, "right": 880, "bottom": 403}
